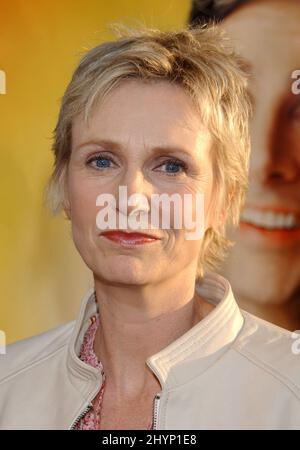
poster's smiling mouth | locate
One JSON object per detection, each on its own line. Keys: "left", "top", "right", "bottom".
{"left": 241, "top": 207, "right": 300, "bottom": 231}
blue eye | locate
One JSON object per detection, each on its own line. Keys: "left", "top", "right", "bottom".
{"left": 95, "top": 157, "right": 110, "bottom": 168}
{"left": 87, "top": 154, "right": 115, "bottom": 169}
{"left": 159, "top": 159, "right": 187, "bottom": 175}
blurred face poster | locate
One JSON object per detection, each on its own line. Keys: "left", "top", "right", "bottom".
{"left": 190, "top": 0, "right": 300, "bottom": 330}
{"left": 220, "top": 1, "right": 300, "bottom": 330}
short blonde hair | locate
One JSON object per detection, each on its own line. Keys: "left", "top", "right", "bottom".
{"left": 45, "top": 24, "right": 251, "bottom": 279}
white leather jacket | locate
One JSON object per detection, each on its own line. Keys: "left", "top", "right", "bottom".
{"left": 1, "top": 272, "right": 300, "bottom": 430}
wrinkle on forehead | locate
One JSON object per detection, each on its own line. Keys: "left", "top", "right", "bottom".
{"left": 72, "top": 79, "right": 212, "bottom": 160}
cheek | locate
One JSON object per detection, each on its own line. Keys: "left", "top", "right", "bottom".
{"left": 68, "top": 172, "right": 100, "bottom": 229}
{"left": 174, "top": 176, "right": 214, "bottom": 233}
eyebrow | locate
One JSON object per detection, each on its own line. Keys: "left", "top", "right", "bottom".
{"left": 75, "top": 139, "right": 196, "bottom": 160}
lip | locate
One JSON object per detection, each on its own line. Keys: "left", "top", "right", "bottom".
{"left": 239, "top": 203, "right": 300, "bottom": 247}
{"left": 240, "top": 221, "right": 300, "bottom": 239}
{"left": 100, "top": 230, "right": 161, "bottom": 247}
{"left": 244, "top": 203, "right": 300, "bottom": 215}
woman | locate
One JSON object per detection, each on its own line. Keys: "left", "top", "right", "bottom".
{"left": 0, "top": 25, "right": 300, "bottom": 430}
{"left": 189, "top": 0, "right": 300, "bottom": 330}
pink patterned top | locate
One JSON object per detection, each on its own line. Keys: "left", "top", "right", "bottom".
{"left": 74, "top": 313, "right": 153, "bottom": 430}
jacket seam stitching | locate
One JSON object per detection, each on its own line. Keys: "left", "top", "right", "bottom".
{"left": 233, "top": 346, "right": 300, "bottom": 402}
{"left": 166, "top": 304, "right": 243, "bottom": 383}
{"left": 155, "top": 301, "right": 238, "bottom": 378}
{"left": 166, "top": 327, "right": 243, "bottom": 392}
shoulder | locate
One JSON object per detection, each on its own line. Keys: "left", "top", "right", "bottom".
{"left": 0, "top": 321, "right": 75, "bottom": 385}
{"left": 233, "top": 310, "right": 300, "bottom": 398}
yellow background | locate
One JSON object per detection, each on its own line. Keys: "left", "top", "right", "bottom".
{"left": 0, "top": 0, "right": 190, "bottom": 344}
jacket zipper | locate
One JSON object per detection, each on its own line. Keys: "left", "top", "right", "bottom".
{"left": 70, "top": 394, "right": 162, "bottom": 430}
{"left": 151, "top": 393, "right": 161, "bottom": 430}
{"left": 69, "top": 382, "right": 162, "bottom": 430}
{"left": 69, "top": 402, "right": 93, "bottom": 430}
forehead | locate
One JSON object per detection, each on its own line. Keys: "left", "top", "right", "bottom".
{"left": 220, "top": 1, "right": 300, "bottom": 71}
{"left": 72, "top": 79, "right": 210, "bottom": 150}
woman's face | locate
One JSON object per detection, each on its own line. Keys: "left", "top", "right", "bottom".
{"left": 65, "top": 80, "right": 216, "bottom": 285}
{"left": 220, "top": 0, "right": 300, "bottom": 305}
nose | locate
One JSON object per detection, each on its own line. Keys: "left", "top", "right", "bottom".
{"left": 249, "top": 102, "right": 300, "bottom": 187}
{"left": 116, "top": 166, "right": 153, "bottom": 217}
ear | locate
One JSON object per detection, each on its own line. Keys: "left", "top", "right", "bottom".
{"left": 63, "top": 203, "right": 71, "bottom": 220}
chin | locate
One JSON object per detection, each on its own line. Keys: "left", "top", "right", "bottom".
{"left": 234, "top": 281, "right": 288, "bottom": 307}
{"left": 98, "top": 271, "right": 151, "bottom": 286}
{"left": 222, "top": 253, "right": 296, "bottom": 307}
{"left": 94, "top": 257, "right": 153, "bottom": 286}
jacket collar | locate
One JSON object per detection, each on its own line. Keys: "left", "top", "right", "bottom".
{"left": 67, "top": 272, "right": 244, "bottom": 391}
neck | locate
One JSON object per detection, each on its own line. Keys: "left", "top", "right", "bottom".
{"left": 92, "top": 268, "right": 214, "bottom": 398}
